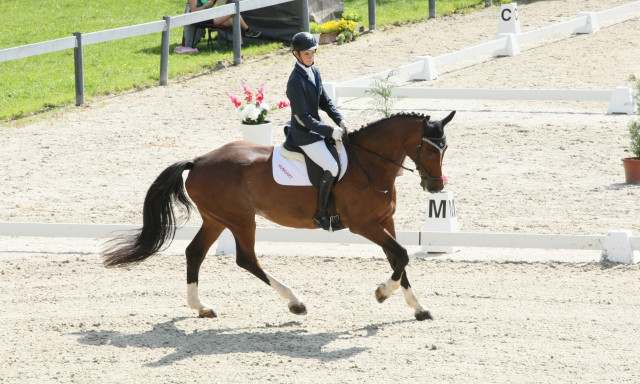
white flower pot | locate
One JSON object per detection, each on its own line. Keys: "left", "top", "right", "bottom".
{"left": 241, "top": 121, "right": 273, "bottom": 145}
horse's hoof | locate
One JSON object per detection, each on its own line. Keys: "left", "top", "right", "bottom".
{"left": 375, "top": 286, "right": 388, "bottom": 303}
{"left": 198, "top": 308, "right": 217, "bottom": 318}
{"left": 288, "top": 302, "right": 307, "bottom": 315}
{"left": 415, "top": 310, "right": 433, "bottom": 321}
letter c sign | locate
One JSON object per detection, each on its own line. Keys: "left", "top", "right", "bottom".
{"left": 501, "top": 6, "right": 518, "bottom": 22}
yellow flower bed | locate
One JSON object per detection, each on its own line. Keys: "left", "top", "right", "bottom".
{"left": 312, "top": 19, "right": 359, "bottom": 34}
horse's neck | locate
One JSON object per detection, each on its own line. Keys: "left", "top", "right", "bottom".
{"left": 352, "top": 118, "right": 421, "bottom": 179}
{"left": 356, "top": 118, "right": 420, "bottom": 162}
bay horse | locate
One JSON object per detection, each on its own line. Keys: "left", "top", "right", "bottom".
{"left": 103, "top": 111, "right": 455, "bottom": 321}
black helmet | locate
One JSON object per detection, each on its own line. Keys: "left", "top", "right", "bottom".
{"left": 291, "top": 32, "right": 318, "bottom": 52}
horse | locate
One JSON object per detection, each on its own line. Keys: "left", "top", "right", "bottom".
{"left": 103, "top": 111, "right": 455, "bottom": 321}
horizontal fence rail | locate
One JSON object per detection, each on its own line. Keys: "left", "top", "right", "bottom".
{"left": 336, "top": 87, "right": 617, "bottom": 101}
{"left": 0, "top": 36, "right": 77, "bottom": 63}
{"left": 597, "top": 0, "right": 640, "bottom": 21}
{"left": 81, "top": 21, "right": 167, "bottom": 46}
{"left": 1, "top": 222, "right": 638, "bottom": 252}
{"left": 170, "top": 3, "right": 238, "bottom": 28}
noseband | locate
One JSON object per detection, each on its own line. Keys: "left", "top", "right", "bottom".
{"left": 414, "top": 135, "right": 447, "bottom": 182}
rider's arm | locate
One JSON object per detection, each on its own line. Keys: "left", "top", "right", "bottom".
{"left": 287, "top": 76, "right": 335, "bottom": 138}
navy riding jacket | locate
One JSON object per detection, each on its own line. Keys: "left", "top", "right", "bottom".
{"left": 285, "top": 64, "right": 344, "bottom": 147}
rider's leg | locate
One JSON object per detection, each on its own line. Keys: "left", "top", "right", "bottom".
{"left": 299, "top": 141, "right": 339, "bottom": 230}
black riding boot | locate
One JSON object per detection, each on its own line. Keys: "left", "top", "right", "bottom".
{"left": 314, "top": 170, "right": 336, "bottom": 231}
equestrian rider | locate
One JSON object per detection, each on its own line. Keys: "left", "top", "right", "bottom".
{"left": 285, "top": 32, "right": 350, "bottom": 231}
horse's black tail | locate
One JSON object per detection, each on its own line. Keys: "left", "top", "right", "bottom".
{"left": 103, "top": 160, "right": 195, "bottom": 268}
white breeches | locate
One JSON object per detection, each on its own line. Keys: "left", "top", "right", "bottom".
{"left": 300, "top": 140, "right": 339, "bottom": 177}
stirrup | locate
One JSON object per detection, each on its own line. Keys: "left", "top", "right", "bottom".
{"left": 314, "top": 214, "right": 341, "bottom": 232}
{"left": 314, "top": 214, "right": 331, "bottom": 231}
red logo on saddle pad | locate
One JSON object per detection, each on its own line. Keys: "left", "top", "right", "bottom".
{"left": 278, "top": 164, "right": 293, "bottom": 179}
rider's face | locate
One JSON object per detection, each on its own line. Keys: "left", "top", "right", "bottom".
{"left": 295, "top": 50, "right": 316, "bottom": 66}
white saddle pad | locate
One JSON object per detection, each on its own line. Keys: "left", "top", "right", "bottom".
{"left": 272, "top": 142, "right": 348, "bottom": 186}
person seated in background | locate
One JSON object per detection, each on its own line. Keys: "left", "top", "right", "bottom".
{"left": 188, "top": 0, "right": 261, "bottom": 38}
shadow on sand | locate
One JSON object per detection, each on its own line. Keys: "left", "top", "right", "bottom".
{"left": 72, "top": 317, "right": 412, "bottom": 366}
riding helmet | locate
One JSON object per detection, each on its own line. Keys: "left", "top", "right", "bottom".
{"left": 291, "top": 32, "right": 318, "bottom": 52}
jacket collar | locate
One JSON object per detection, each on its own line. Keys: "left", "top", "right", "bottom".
{"left": 295, "top": 63, "right": 317, "bottom": 88}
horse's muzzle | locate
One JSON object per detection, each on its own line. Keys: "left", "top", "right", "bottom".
{"left": 421, "top": 178, "right": 443, "bottom": 193}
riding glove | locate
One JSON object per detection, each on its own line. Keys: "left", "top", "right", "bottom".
{"left": 332, "top": 127, "right": 344, "bottom": 141}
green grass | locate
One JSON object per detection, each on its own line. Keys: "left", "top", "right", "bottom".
{"left": 0, "top": 0, "right": 488, "bottom": 121}
{"left": 346, "top": 0, "right": 487, "bottom": 26}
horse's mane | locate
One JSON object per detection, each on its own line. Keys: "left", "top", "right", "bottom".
{"left": 347, "top": 112, "right": 428, "bottom": 139}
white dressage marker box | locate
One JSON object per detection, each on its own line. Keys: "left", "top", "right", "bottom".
{"left": 498, "top": 3, "right": 521, "bottom": 35}
{"left": 602, "top": 230, "right": 638, "bottom": 264}
{"left": 607, "top": 86, "right": 635, "bottom": 115}
{"left": 422, "top": 191, "right": 459, "bottom": 254}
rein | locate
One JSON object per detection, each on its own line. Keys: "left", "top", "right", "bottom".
{"left": 347, "top": 142, "right": 415, "bottom": 172}
{"left": 347, "top": 135, "right": 447, "bottom": 179}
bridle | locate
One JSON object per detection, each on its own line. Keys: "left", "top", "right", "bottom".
{"left": 414, "top": 135, "right": 447, "bottom": 182}
{"left": 347, "top": 133, "right": 447, "bottom": 186}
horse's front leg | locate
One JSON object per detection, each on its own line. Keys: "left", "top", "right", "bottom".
{"left": 357, "top": 220, "right": 433, "bottom": 321}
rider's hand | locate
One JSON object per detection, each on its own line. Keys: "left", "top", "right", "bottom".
{"left": 332, "top": 127, "right": 344, "bottom": 141}
{"left": 339, "top": 120, "right": 350, "bottom": 130}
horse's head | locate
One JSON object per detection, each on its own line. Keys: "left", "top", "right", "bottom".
{"left": 413, "top": 111, "right": 456, "bottom": 193}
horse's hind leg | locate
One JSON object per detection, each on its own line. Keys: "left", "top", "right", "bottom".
{"left": 230, "top": 221, "right": 307, "bottom": 315}
{"left": 186, "top": 218, "right": 225, "bottom": 318}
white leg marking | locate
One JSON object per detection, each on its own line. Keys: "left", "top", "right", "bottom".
{"left": 403, "top": 286, "right": 427, "bottom": 314}
{"left": 264, "top": 271, "right": 303, "bottom": 305}
{"left": 379, "top": 277, "right": 402, "bottom": 298}
{"left": 187, "top": 282, "right": 204, "bottom": 310}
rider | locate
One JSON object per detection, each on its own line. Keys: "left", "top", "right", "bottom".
{"left": 285, "top": 32, "right": 350, "bottom": 231}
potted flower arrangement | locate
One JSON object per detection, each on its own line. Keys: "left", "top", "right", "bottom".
{"left": 312, "top": 18, "right": 360, "bottom": 45}
{"left": 317, "top": 20, "right": 340, "bottom": 44}
{"left": 622, "top": 74, "right": 640, "bottom": 184}
{"left": 227, "top": 81, "right": 290, "bottom": 145}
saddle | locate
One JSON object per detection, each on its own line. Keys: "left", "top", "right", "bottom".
{"left": 280, "top": 124, "right": 345, "bottom": 231}
{"left": 281, "top": 140, "right": 341, "bottom": 188}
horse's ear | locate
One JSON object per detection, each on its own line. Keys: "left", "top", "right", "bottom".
{"left": 442, "top": 111, "right": 456, "bottom": 126}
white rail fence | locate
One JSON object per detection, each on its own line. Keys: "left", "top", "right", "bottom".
{"left": 1, "top": 222, "right": 638, "bottom": 264}
{"left": 325, "top": 1, "right": 640, "bottom": 114}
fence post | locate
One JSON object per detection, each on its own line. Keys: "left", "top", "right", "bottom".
{"left": 429, "top": 0, "right": 435, "bottom": 19}
{"left": 368, "top": 0, "right": 376, "bottom": 31}
{"left": 73, "top": 32, "right": 84, "bottom": 106}
{"left": 301, "top": 0, "right": 310, "bottom": 32}
{"left": 233, "top": 0, "right": 242, "bottom": 65}
{"left": 160, "top": 15, "right": 171, "bottom": 86}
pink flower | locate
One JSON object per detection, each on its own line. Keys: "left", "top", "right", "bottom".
{"left": 242, "top": 81, "right": 253, "bottom": 102}
{"left": 442, "top": 175, "right": 448, "bottom": 186}
{"left": 228, "top": 82, "right": 290, "bottom": 124}
{"left": 257, "top": 82, "right": 265, "bottom": 105}
{"left": 226, "top": 92, "right": 242, "bottom": 108}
